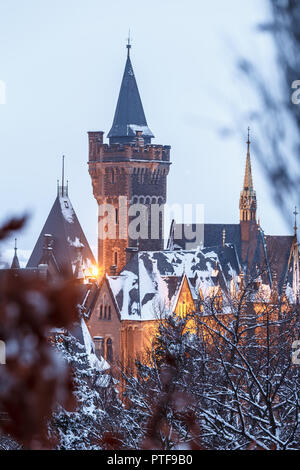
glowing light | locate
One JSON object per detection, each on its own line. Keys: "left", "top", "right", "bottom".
{"left": 91, "top": 265, "right": 99, "bottom": 277}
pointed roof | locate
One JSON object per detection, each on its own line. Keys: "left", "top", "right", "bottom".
{"left": 26, "top": 187, "right": 95, "bottom": 277}
{"left": 11, "top": 238, "right": 20, "bottom": 269}
{"left": 243, "top": 129, "right": 254, "bottom": 194}
{"left": 107, "top": 46, "right": 154, "bottom": 144}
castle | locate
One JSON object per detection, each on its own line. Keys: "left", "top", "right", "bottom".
{"left": 7, "top": 43, "right": 299, "bottom": 372}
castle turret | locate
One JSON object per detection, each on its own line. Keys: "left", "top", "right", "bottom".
{"left": 88, "top": 43, "right": 171, "bottom": 274}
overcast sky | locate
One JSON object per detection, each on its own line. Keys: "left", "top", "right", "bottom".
{"left": 0, "top": 0, "right": 290, "bottom": 266}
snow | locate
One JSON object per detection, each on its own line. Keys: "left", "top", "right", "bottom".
{"left": 107, "top": 248, "right": 240, "bottom": 321}
{"left": 59, "top": 196, "right": 75, "bottom": 224}
{"left": 68, "top": 236, "right": 84, "bottom": 248}
{"left": 127, "top": 124, "right": 153, "bottom": 136}
{"left": 80, "top": 319, "right": 110, "bottom": 372}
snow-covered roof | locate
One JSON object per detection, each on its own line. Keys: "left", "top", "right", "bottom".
{"left": 26, "top": 192, "right": 95, "bottom": 278}
{"left": 80, "top": 318, "right": 110, "bottom": 373}
{"left": 106, "top": 245, "right": 240, "bottom": 321}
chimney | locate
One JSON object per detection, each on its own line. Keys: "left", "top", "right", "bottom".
{"left": 110, "top": 265, "right": 117, "bottom": 276}
{"left": 40, "top": 234, "right": 53, "bottom": 265}
{"left": 135, "top": 130, "right": 144, "bottom": 147}
{"left": 126, "top": 246, "right": 138, "bottom": 264}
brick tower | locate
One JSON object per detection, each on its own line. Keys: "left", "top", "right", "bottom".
{"left": 88, "top": 42, "right": 171, "bottom": 274}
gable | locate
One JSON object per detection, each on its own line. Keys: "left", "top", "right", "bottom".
{"left": 174, "top": 276, "right": 196, "bottom": 317}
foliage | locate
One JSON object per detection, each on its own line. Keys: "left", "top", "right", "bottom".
{"left": 0, "top": 217, "right": 78, "bottom": 449}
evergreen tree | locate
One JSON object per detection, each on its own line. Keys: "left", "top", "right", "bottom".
{"left": 49, "top": 319, "right": 116, "bottom": 450}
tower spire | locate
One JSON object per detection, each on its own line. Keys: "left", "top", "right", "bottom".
{"left": 11, "top": 238, "right": 20, "bottom": 269}
{"left": 243, "top": 127, "right": 253, "bottom": 194}
{"left": 240, "top": 128, "right": 257, "bottom": 223}
{"left": 107, "top": 41, "right": 154, "bottom": 145}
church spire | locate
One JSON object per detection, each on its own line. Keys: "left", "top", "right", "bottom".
{"left": 107, "top": 41, "right": 154, "bottom": 145}
{"left": 243, "top": 127, "right": 254, "bottom": 194}
{"left": 239, "top": 128, "right": 257, "bottom": 223}
{"left": 11, "top": 238, "right": 20, "bottom": 269}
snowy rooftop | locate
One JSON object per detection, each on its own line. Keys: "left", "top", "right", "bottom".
{"left": 107, "top": 245, "right": 240, "bottom": 321}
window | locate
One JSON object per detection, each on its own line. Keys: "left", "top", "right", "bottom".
{"left": 115, "top": 208, "right": 118, "bottom": 225}
{"left": 93, "top": 337, "right": 104, "bottom": 358}
{"left": 104, "top": 305, "right": 107, "bottom": 319}
{"left": 99, "top": 304, "right": 103, "bottom": 319}
{"left": 114, "top": 252, "right": 118, "bottom": 266}
{"left": 108, "top": 305, "right": 111, "bottom": 320}
{"left": 111, "top": 169, "right": 115, "bottom": 184}
{"left": 106, "top": 338, "right": 113, "bottom": 362}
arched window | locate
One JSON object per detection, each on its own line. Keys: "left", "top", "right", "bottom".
{"left": 104, "top": 305, "right": 107, "bottom": 319}
{"left": 115, "top": 208, "right": 118, "bottom": 224}
{"left": 111, "top": 169, "right": 115, "bottom": 184}
{"left": 114, "top": 251, "right": 118, "bottom": 266}
{"left": 99, "top": 305, "right": 103, "bottom": 319}
{"left": 106, "top": 338, "right": 113, "bottom": 362}
{"left": 108, "top": 305, "right": 111, "bottom": 320}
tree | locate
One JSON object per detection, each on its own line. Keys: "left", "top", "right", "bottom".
{"left": 237, "top": 0, "right": 300, "bottom": 225}
{"left": 194, "top": 282, "right": 300, "bottom": 450}
{"left": 120, "top": 314, "right": 203, "bottom": 450}
{"left": 120, "top": 277, "right": 300, "bottom": 450}
{"left": 0, "top": 217, "right": 78, "bottom": 449}
{"left": 49, "top": 318, "right": 118, "bottom": 450}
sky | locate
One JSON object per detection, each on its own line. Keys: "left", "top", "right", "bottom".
{"left": 0, "top": 0, "right": 289, "bottom": 267}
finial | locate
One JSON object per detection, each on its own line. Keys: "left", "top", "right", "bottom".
{"left": 247, "top": 126, "right": 251, "bottom": 154}
{"left": 294, "top": 206, "right": 298, "bottom": 236}
{"left": 14, "top": 238, "right": 17, "bottom": 255}
{"left": 126, "top": 29, "right": 132, "bottom": 57}
{"left": 62, "top": 155, "right": 65, "bottom": 197}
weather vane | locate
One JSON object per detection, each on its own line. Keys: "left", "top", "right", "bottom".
{"left": 126, "top": 29, "right": 132, "bottom": 56}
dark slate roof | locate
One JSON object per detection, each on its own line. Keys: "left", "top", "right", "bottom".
{"left": 265, "top": 235, "right": 294, "bottom": 292}
{"left": 168, "top": 222, "right": 241, "bottom": 256}
{"left": 26, "top": 192, "right": 95, "bottom": 277}
{"left": 107, "top": 54, "right": 154, "bottom": 144}
{"left": 10, "top": 253, "right": 20, "bottom": 269}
